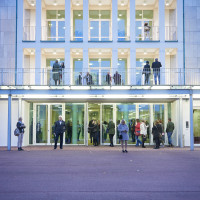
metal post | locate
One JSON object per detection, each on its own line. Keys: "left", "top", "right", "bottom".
{"left": 190, "top": 93, "right": 194, "bottom": 151}
{"left": 7, "top": 94, "right": 12, "bottom": 151}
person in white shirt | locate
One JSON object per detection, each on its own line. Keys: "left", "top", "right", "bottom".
{"left": 140, "top": 120, "right": 147, "bottom": 148}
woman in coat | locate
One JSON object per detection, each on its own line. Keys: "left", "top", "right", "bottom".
{"left": 107, "top": 119, "right": 115, "bottom": 147}
{"left": 152, "top": 120, "right": 162, "bottom": 149}
{"left": 135, "top": 119, "right": 142, "bottom": 146}
{"left": 92, "top": 120, "right": 98, "bottom": 146}
{"left": 118, "top": 119, "right": 129, "bottom": 153}
{"left": 140, "top": 120, "right": 147, "bottom": 148}
{"left": 17, "top": 117, "right": 26, "bottom": 151}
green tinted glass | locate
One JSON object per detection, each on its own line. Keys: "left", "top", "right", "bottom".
{"left": 136, "top": 10, "right": 142, "bottom": 19}
{"left": 143, "top": 10, "right": 153, "bottom": 19}
{"left": 89, "top": 10, "right": 99, "bottom": 19}
{"left": 100, "top": 10, "right": 111, "bottom": 19}
{"left": 58, "top": 10, "right": 65, "bottom": 19}
{"left": 46, "top": 10, "right": 57, "bottom": 19}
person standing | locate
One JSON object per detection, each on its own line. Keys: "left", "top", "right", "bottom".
{"left": 92, "top": 120, "right": 98, "bottom": 146}
{"left": 78, "top": 72, "right": 83, "bottom": 85}
{"left": 144, "top": 22, "right": 151, "bottom": 40}
{"left": 52, "top": 60, "right": 61, "bottom": 86}
{"left": 106, "top": 72, "right": 111, "bottom": 85}
{"left": 166, "top": 118, "right": 175, "bottom": 147}
{"left": 152, "top": 58, "right": 162, "bottom": 85}
{"left": 118, "top": 119, "right": 129, "bottom": 153}
{"left": 135, "top": 119, "right": 142, "bottom": 146}
{"left": 17, "top": 117, "right": 26, "bottom": 151}
{"left": 113, "top": 71, "right": 121, "bottom": 85}
{"left": 108, "top": 119, "right": 115, "bottom": 147}
{"left": 152, "top": 120, "right": 162, "bottom": 149}
{"left": 88, "top": 119, "right": 94, "bottom": 144}
{"left": 142, "top": 61, "right": 151, "bottom": 85}
{"left": 159, "top": 120, "right": 165, "bottom": 147}
{"left": 131, "top": 120, "right": 135, "bottom": 142}
{"left": 140, "top": 120, "right": 147, "bottom": 148}
{"left": 85, "top": 72, "right": 93, "bottom": 85}
{"left": 54, "top": 115, "right": 66, "bottom": 149}
{"left": 59, "top": 62, "right": 65, "bottom": 85}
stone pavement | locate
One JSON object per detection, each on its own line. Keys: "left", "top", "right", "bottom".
{"left": 0, "top": 146, "right": 200, "bottom": 200}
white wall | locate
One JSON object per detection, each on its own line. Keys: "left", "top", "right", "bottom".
{"left": 171, "top": 100, "right": 178, "bottom": 146}
{"left": 22, "top": 101, "right": 30, "bottom": 146}
{"left": 0, "top": 100, "right": 18, "bottom": 147}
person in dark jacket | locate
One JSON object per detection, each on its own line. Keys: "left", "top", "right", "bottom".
{"left": 107, "top": 119, "right": 115, "bottom": 147}
{"left": 88, "top": 119, "right": 94, "bottom": 144}
{"left": 85, "top": 72, "right": 93, "bottom": 85}
{"left": 152, "top": 58, "right": 162, "bottom": 85}
{"left": 54, "top": 115, "right": 66, "bottom": 149}
{"left": 106, "top": 72, "right": 111, "bottom": 85}
{"left": 152, "top": 120, "right": 162, "bottom": 149}
{"left": 131, "top": 120, "right": 136, "bottom": 142}
{"left": 143, "top": 61, "right": 151, "bottom": 85}
{"left": 113, "top": 71, "right": 121, "bottom": 85}
{"left": 92, "top": 120, "right": 99, "bottom": 146}
{"left": 52, "top": 60, "right": 61, "bottom": 85}
{"left": 166, "top": 118, "right": 175, "bottom": 147}
{"left": 78, "top": 72, "right": 83, "bottom": 85}
{"left": 59, "top": 62, "right": 65, "bottom": 85}
{"left": 66, "top": 120, "right": 72, "bottom": 144}
{"left": 17, "top": 117, "right": 26, "bottom": 151}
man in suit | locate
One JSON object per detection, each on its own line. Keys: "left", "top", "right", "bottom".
{"left": 152, "top": 58, "right": 162, "bottom": 85}
{"left": 54, "top": 115, "right": 66, "bottom": 149}
{"left": 85, "top": 72, "right": 93, "bottom": 85}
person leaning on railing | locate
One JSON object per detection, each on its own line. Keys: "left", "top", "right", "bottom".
{"left": 59, "top": 62, "right": 65, "bottom": 85}
{"left": 113, "top": 71, "right": 121, "bottom": 85}
{"left": 152, "top": 58, "right": 162, "bottom": 85}
{"left": 106, "top": 72, "right": 111, "bottom": 85}
{"left": 142, "top": 61, "right": 151, "bottom": 85}
{"left": 85, "top": 72, "right": 93, "bottom": 85}
{"left": 52, "top": 60, "right": 60, "bottom": 86}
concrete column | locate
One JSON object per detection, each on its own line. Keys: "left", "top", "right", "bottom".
{"left": 64, "top": 47, "right": 71, "bottom": 85}
{"left": 72, "top": 104, "right": 78, "bottom": 144}
{"left": 112, "top": 49, "right": 118, "bottom": 85}
{"left": 18, "top": 98, "right": 22, "bottom": 118}
{"left": 129, "top": 0, "right": 135, "bottom": 41}
{"left": 35, "top": 47, "right": 41, "bottom": 85}
{"left": 65, "top": 0, "right": 71, "bottom": 41}
{"left": 190, "top": 93, "right": 194, "bottom": 151}
{"left": 177, "top": 0, "right": 183, "bottom": 43}
{"left": 17, "top": 0, "right": 23, "bottom": 42}
{"left": 83, "top": 48, "right": 88, "bottom": 85}
{"left": 159, "top": 48, "right": 165, "bottom": 85}
{"left": 7, "top": 94, "right": 12, "bottom": 151}
{"left": 83, "top": 0, "right": 89, "bottom": 42}
{"left": 123, "top": 104, "right": 129, "bottom": 126}
{"left": 159, "top": 0, "right": 165, "bottom": 42}
{"left": 35, "top": 0, "right": 41, "bottom": 41}
{"left": 112, "top": 0, "right": 118, "bottom": 42}
{"left": 179, "top": 98, "right": 183, "bottom": 147}
{"left": 130, "top": 48, "right": 136, "bottom": 85}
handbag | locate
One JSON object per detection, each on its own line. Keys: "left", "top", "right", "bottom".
{"left": 119, "top": 135, "right": 123, "bottom": 139}
{"left": 14, "top": 128, "right": 20, "bottom": 136}
{"left": 135, "top": 131, "right": 141, "bottom": 136}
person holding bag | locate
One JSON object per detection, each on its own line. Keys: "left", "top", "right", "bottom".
{"left": 118, "top": 119, "right": 129, "bottom": 153}
{"left": 152, "top": 120, "right": 162, "bottom": 149}
{"left": 135, "top": 119, "right": 142, "bottom": 146}
{"left": 16, "top": 117, "right": 26, "bottom": 151}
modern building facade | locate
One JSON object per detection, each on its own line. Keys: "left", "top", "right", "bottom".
{"left": 0, "top": 0, "right": 200, "bottom": 148}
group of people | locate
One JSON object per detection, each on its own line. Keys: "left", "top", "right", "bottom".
{"left": 52, "top": 60, "right": 65, "bottom": 85}
{"left": 142, "top": 58, "right": 162, "bottom": 85}
{"left": 15, "top": 116, "right": 174, "bottom": 151}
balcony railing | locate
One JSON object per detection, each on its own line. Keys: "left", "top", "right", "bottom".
{"left": 135, "top": 26, "right": 159, "bottom": 41}
{"left": 165, "top": 26, "right": 177, "bottom": 41}
{"left": 1, "top": 68, "right": 200, "bottom": 87}
{"left": 41, "top": 26, "right": 65, "bottom": 41}
{"left": 23, "top": 26, "right": 36, "bottom": 41}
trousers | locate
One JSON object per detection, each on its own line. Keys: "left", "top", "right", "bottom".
{"left": 18, "top": 133, "right": 24, "bottom": 148}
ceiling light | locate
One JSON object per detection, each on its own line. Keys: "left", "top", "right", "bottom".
{"left": 78, "top": 58, "right": 81, "bottom": 61}
{"left": 144, "top": 51, "right": 147, "bottom": 55}
{"left": 98, "top": 1, "right": 102, "bottom": 6}
{"left": 30, "top": 1, "right": 35, "bottom": 6}
{"left": 121, "top": 51, "right": 124, "bottom": 55}
{"left": 166, "top": 1, "right": 169, "bottom": 6}
{"left": 90, "top": 27, "right": 93, "bottom": 29}
{"left": 119, "top": 14, "right": 122, "bottom": 17}
{"left": 76, "top": 1, "right": 80, "bottom": 6}
{"left": 53, "top": 1, "right": 57, "bottom": 6}
{"left": 30, "top": 50, "right": 34, "bottom": 55}
{"left": 98, "top": 52, "right": 102, "bottom": 55}
{"left": 78, "top": 14, "right": 81, "bottom": 17}
{"left": 166, "top": 51, "right": 170, "bottom": 55}
{"left": 53, "top": 51, "right": 57, "bottom": 55}
{"left": 99, "top": 14, "right": 101, "bottom": 17}
{"left": 121, "top": 1, "right": 125, "bottom": 6}
{"left": 117, "top": 18, "right": 121, "bottom": 21}
{"left": 119, "top": 58, "right": 122, "bottom": 61}
{"left": 57, "top": 14, "right": 61, "bottom": 17}
{"left": 143, "top": 0, "right": 147, "bottom": 6}
{"left": 76, "top": 52, "right": 79, "bottom": 55}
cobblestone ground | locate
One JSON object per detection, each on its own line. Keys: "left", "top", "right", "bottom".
{"left": 0, "top": 146, "right": 200, "bottom": 200}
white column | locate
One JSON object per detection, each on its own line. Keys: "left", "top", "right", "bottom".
{"left": 83, "top": 48, "right": 88, "bottom": 85}
{"left": 65, "top": 0, "right": 71, "bottom": 41}
{"left": 35, "top": 47, "right": 41, "bottom": 85}
{"left": 18, "top": 98, "right": 22, "bottom": 118}
{"left": 129, "top": 0, "right": 135, "bottom": 41}
{"left": 159, "top": 48, "right": 165, "bottom": 85}
{"left": 17, "top": 0, "right": 23, "bottom": 42}
{"left": 177, "top": 0, "right": 183, "bottom": 43}
{"left": 64, "top": 47, "right": 71, "bottom": 85}
{"left": 130, "top": 47, "right": 136, "bottom": 85}
{"left": 112, "top": 0, "right": 118, "bottom": 42}
{"left": 83, "top": 0, "right": 89, "bottom": 42}
{"left": 112, "top": 49, "right": 118, "bottom": 85}
{"left": 179, "top": 98, "right": 183, "bottom": 147}
{"left": 159, "top": 0, "right": 165, "bottom": 42}
{"left": 190, "top": 93, "right": 194, "bottom": 151}
{"left": 7, "top": 94, "right": 12, "bottom": 151}
{"left": 35, "top": 0, "right": 41, "bottom": 41}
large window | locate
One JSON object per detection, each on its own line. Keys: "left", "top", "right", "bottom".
{"left": 135, "top": 10, "right": 158, "bottom": 41}
{"left": 89, "top": 10, "right": 111, "bottom": 41}
{"left": 117, "top": 58, "right": 127, "bottom": 85}
{"left": 42, "top": 10, "right": 65, "bottom": 41}
{"left": 72, "top": 10, "right": 83, "bottom": 41}
{"left": 73, "top": 58, "right": 83, "bottom": 85}
{"left": 118, "top": 10, "right": 128, "bottom": 41}
{"left": 89, "top": 58, "right": 111, "bottom": 85}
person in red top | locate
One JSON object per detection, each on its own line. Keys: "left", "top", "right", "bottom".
{"left": 135, "top": 119, "right": 142, "bottom": 146}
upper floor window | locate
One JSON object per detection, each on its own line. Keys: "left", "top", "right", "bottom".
{"left": 72, "top": 10, "right": 83, "bottom": 41}
{"left": 89, "top": 10, "right": 112, "bottom": 41}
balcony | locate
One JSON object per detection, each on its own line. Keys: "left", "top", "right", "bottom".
{"left": 135, "top": 26, "right": 159, "bottom": 41}
{"left": 41, "top": 26, "right": 65, "bottom": 41}
{"left": 1, "top": 68, "right": 199, "bottom": 87}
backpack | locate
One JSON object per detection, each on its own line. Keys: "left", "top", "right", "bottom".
{"left": 14, "top": 128, "right": 20, "bottom": 136}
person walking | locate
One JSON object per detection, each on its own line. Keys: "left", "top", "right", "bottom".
{"left": 131, "top": 120, "right": 136, "bottom": 142}
{"left": 92, "top": 120, "right": 98, "bottom": 146}
{"left": 152, "top": 58, "right": 162, "bottom": 85}
{"left": 135, "top": 119, "right": 142, "bottom": 146}
{"left": 142, "top": 61, "right": 151, "bottom": 85}
{"left": 166, "top": 118, "right": 175, "bottom": 147}
{"left": 107, "top": 119, "right": 115, "bottom": 147}
{"left": 118, "top": 119, "right": 129, "bottom": 153}
{"left": 16, "top": 117, "right": 26, "bottom": 151}
{"left": 52, "top": 60, "right": 61, "bottom": 85}
{"left": 140, "top": 120, "right": 147, "bottom": 148}
{"left": 152, "top": 120, "right": 162, "bottom": 149}
{"left": 159, "top": 120, "right": 165, "bottom": 147}
{"left": 54, "top": 115, "right": 66, "bottom": 149}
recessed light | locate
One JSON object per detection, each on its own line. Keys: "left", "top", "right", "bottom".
{"left": 30, "top": 50, "right": 34, "bottom": 55}
{"left": 76, "top": 52, "right": 79, "bottom": 55}
{"left": 53, "top": 51, "right": 57, "bottom": 55}
{"left": 57, "top": 14, "right": 61, "bottom": 16}
{"left": 144, "top": 51, "right": 147, "bottom": 55}
{"left": 121, "top": 51, "right": 124, "bottom": 55}
{"left": 76, "top": 1, "right": 80, "bottom": 6}
{"left": 78, "top": 14, "right": 81, "bottom": 17}
{"left": 143, "top": 1, "right": 147, "bottom": 6}
{"left": 119, "top": 14, "right": 122, "bottom": 17}
{"left": 119, "top": 58, "right": 122, "bottom": 61}
{"left": 98, "top": 1, "right": 102, "bottom": 6}
{"left": 30, "top": 1, "right": 35, "bottom": 6}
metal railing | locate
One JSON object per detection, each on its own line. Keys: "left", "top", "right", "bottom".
{"left": 165, "top": 26, "right": 177, "bottom": 41}
{"left": 1, "top": 68, "right": 200, "bottom": 86}
{"left": 41, "top": 26, "right": 65, "bottom": 41}
{"left": 23, "top": 26, "right": 36, "bottom": 41}
{"left": 135, "top": 26, "right": 159, "bottom": 41}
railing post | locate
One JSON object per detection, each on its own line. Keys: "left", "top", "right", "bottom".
{"left": 7, "top": 94, "right": 12, "bottom": 151}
